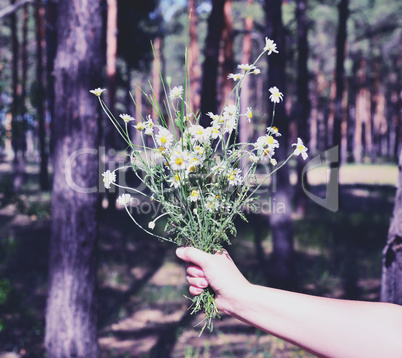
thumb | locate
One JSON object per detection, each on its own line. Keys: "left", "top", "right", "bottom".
{"left": 176, "top": 247, "right": 211, "bottom": 268}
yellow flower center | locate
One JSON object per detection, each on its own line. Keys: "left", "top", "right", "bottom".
{"left": 161, "top": 136, "right": 167, "bottom": 144}
{"left": 158, "top": 146, "right": 166, "bottom": 153}
{"left": 175, "top": 157, "right": 184, "bottom": 166}
{"left": 197, "top": 128, "right": 203, "bottom": 135}
{"left": 174, "top": 174, "right": 180, "bottom": 181}
{"left": 228, "top": 174, "right": 235, "bottom": 181}
{"left": 191, "top": 190, "right": 199, "bottom": 197}
{"left": 267, "top": 136, "right": 274, "bottom": 144}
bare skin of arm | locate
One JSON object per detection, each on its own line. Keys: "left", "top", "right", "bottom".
{"left": 176, "top": 247, "right": 402, "bottom": 358}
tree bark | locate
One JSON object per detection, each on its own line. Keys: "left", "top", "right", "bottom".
{"left": 200, "top": 0, "right": 226, "bottom": 127}
{"left": 333, "top": 0, "right": 348, "bottom": 164}
{"left": 45, "top": 0, "right": 57, "bottom": 157}
{"left": 45, "top": 0, "right": 102, "bottom": 356}
{"left": 264, "top": 0, "right": 296, "bottom": 290}
{"left": 294, "top": 0, "right": 310, "bottom": 214}
{"left": 220, "top": 0, "right": 234, "bottom": 106}
{"left": 188, "top": 0, "right": 201, "bottom": 113}
{"left": 35, "top": 0, "right": 49, "bottom": 190}
{"left": 21, "top": 3, "right": 28, "bottom": 104}
{"left": 239, "top": 0, "right": 253, "bottom": 170}
{"left": 381, "top": 148, "right": 402, "bottom": 304}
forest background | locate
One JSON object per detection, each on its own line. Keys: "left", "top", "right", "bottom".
{"left": 0, "top": 0, "right": 401, "bottom": 357}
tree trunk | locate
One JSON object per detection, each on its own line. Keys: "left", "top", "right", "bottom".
{"left": 188, "top": 0, "right": 201, "bottom": 113}
{"left": 45, "top": 0, "right": 57, "bottom": 157}
{"left": 239, "top": 0, "right": 253, "bottom": 170}
{"left": 294, "top": 0, "right": 309, "bottom": 214}
{"left": 200, "top": 0, "right": 226, "bottom": 127}
{"left": 264, "top": 0, "right": 296, "bottom": 290}
{"left": 21, "top": 3, "right": 28, "bottom": 105}
{"left": 333, "top": 0, "right": 348, "bottom": 164}
{"left": 381, "top": 148, "right": 402, "bottom": 304}
{"left": 10, "top": 0, "right": 19, "bottom": 113}
{"left": 35, "top": 0, "right": 49, "bottom": 190}
{"left": 45, "top": 0, "right": 102, "bottom": 356}
{"left": 105, "top": 0, "right": 118, "bottom": 209}
{"left": 220, "top": 0, "right": 234, "bottom": 106}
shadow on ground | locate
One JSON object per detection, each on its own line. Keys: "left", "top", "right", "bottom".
{"left": 0, "top": 160, "right": 396, "bottom": 357}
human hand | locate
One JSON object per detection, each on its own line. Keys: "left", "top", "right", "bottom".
{"left": 176, "top": 247, "right": 250, "bottom": 315}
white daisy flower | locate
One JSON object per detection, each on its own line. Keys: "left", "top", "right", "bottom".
{"left": 267, "top": 126, "right": 281, "bottom": 137}
{"left": 89, "top": 88, "right": 106, "bottom": 97}
{"left": 249, "top": 153, "right": 259, "bottom": 163}
{"left": 169, "top": 86, "right": 183, "bottom": 100}
{"left": 224, "top": 117, "right": 237, "bottom": 134}
{"left": 155, "top": 126, "right": 174, "bottom": 149}
{"left": 189, "top": 189, "right": 200, "bottom": 202}
{"left": 206, "top": 112, "right": 220, "bottom": 121}
{"left": 116, "top": 193, "right": 132, "bottom": 207}
{"left": 227, "top": 73, "right": 244, "bottom": 81}
{"left": 260, "top": 147, "right": 276, "bottom": 162}
{"left": 134, "top": 122, "right": 145, "bottom": 131}
{"left": 102, "top": 170, "right": 116, "bottom": 189}
{"left": 246, "top": 107, "right": 253, "bottom": 123}
{"left": 167, "top": 173, "right": 182, "bottom": 188}
{"left": 292, "top": 137, "right": 308, "bottom": 160}
{"left": 144, "top": 115, "right": 155, "bottom": 135}
{"left": 227, "top": 169, "right": 242, "bottom": 187}
{"left": 189, "top": 124, "right": 210, "bottom": 142}
{"left": 119, "top": 113, "right": 135, "bottom": 123}
{"left": 223, "top": 104, "right": 237, "bottom": 119}
{"left": 269, "top": 86, "right": 284, "bottom": 103}
{"left": 206, "top": 125, "right": 222, "bottom": 140}
{"left": 264, "top": 37, "right": 279, "bottom": 55}
{"left": 254, "top": 135, "right": 279, "bottom": 151}
{"left": 169, "top": 149, "right": 189, "bottom": 171}
{"left": 237, "top": 63, "right": 256, "bottom": 71}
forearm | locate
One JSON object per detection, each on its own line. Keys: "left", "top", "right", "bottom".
{"left": 227, "top": 283, "right": 402, "bottom": 358}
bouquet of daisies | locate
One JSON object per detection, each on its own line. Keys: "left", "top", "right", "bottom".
{"left": 91, "top": 37, "right": 308, "bottom": 333}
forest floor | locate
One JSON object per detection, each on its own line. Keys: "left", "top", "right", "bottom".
{"left": 0, "top": 156, "right": 398, "bottom": 358}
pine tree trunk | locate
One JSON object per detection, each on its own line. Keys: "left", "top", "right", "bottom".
{"left": 220, "top": 0, "right": 234, "bottom": 106}
{"left": 21, "top": 3, "right": 28, "bottom": 104}
{"left": 239, "top": 0, "right": 253, "bottom": 170}
{"left": 200, "top": 0, "right": 226, "bottom": 127}
{"left": 294, "top": 0, "right": 309, "bottom": 214}
{"left": 381, "top": 148, "right": 402, "bottom": 304}
{"left": 264, "top": 0, "right": 296, "bottom": 290}
{"left": 188, "top": 0, "right": 201, "bottom": 113}
{"left": 35, "top": 0, "right": 49, "bottom": 190}
{"left": 45, "top": 0, "right": 57, "bottom": 156}
{"left": 333, "top": 0, "right": 348, "bottom": 164}
{"left": 45, "top": 0, "right": 102, "bottom": 356}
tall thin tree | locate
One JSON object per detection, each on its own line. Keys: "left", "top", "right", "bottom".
{"left": 35, "top": 0, "right": 49, "bottom": 190}
{"left": 220, "top": 0, "right": 234, "bottom": 106}
{"left": 45, "top": 0, "right": 103, "bottom": 356}
{"left": 200, "top": 0, "right": 226, "bottom": 127}
{"left": 188, "top": 0, "right": 201, "bottom": 113}
{"left": 333, "top": 0, "right": 349, "bottom": 164}
{"left": 381, "top": 148, "right": 402, "bottom": 304}
{"left": 264, "top": 0, "right": 296, "bottom": 289}
{"left": 294, "top": 0, "right": 310, "bottom": 214}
